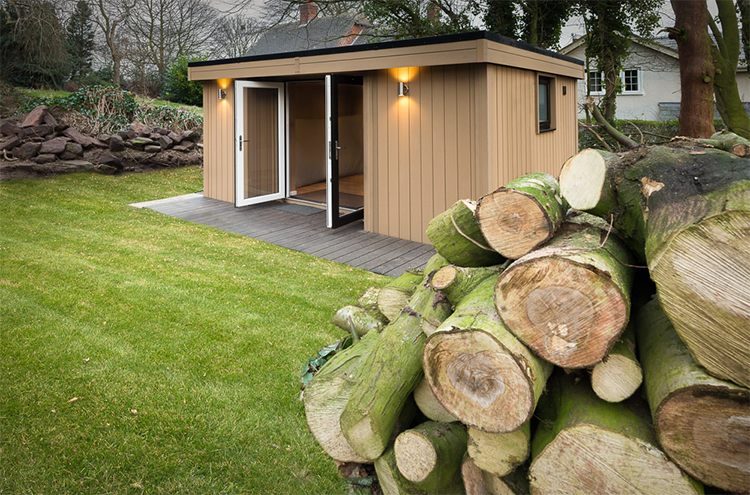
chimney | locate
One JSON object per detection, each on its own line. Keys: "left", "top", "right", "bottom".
{"left": 300, "top": 1, "right": 318, "bottom": 26}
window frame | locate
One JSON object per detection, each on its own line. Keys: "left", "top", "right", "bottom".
{"left": 587, "top": 68, "right": 643, "bottom": 96}
{"left": 537, "top": 74, "right": 556, "bottom": 133}
{"left": 587, "top": 70, "right": 605, "bottom": 96}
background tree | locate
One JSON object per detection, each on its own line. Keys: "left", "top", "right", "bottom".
{"left": 210, "top": 14, "right": 262, "bottom": 59}
{"left": 66, "top": 0, "right": 95, "bottom": 82}
{"left": 361, "top": 0, "right": 474, "bottom": 39}
{"left": 481, "top": 0, "right": 571, "bottom": 49}
{"left": 739, "top": 0, "right": 749, "bottom": 67}
{"left": 92, "top": 0, "right": 135, "bottom": 85}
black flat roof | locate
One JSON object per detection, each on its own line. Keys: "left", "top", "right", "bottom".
{"left": 189, "top": 30, "right": 584, "bottom": 68}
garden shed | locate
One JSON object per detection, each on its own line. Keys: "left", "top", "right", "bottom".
{"left": 188, "top": 31, "right": 584, "bottom": 244}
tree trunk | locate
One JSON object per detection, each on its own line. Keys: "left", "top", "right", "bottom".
{"left": 610, "top": 144, "right": 750, "bottom": 387}
{"left": 426, "top": 199, "right": 506, "bottom": 267}
{"left": 377, "top": 270, "right": 424, "bottom": 321}
{"left": 590, "top": 322, "right": 642, "bottom": 403}
{"left": 376, "top": 446, "right": 467, "bottom": 495}
{"left": 636, "top": 298, "right": 750, "bottom": 494}
{"left": 461, "top": 456, "right": 529, "bottom": 495}
{"left": 303, "top": 329, "right": 381, "bottom": 463}
{"left": 476, "top": 173, "right": 568, "bottom": 259}
{"left": 494, "top": 222, "right": 634, "bottom": 369}
{"left": 424, "top": 275, "right": 553, "bottom": 433}
{"left": 670, "top": 0, "right": 715, "bottom": 138}
{"left": 696, "top": 130, "right": 750, "bottom": 157}
{"left": 340, "top": 255, "right": 449, "bottom": 460}
{"left": 332, "top": 305, "right": 387, "bottom": 338}
{"left": 413, "top": 376, "right": 458, "bottom": 423}
{"left": 584, "top": 98, "right": 639, "bottom": 149}
{"left": 429, "top": 264, "right": 503, "bottom": 307}
{"left": 394, "top": 421, "right": 468, "bottom": 492}
{"left": 467, "top": 423, "right": 530, "bottom": 477}
{"left": 530, "top": 370, "right": 703, "bottom": 495}
{"left": 558, "top": 148, "right": 621, "bottom": 217}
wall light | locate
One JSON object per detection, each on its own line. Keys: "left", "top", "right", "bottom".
{"left": 398, "top": 82, "right": 409, "bottom": 97}
{"left": 218, "top": 88, "right": 227, "bottom": 100}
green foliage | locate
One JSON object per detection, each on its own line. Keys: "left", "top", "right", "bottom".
{"left": 299, "top": 336, "right": 353, "bottom": 388}
{"left": 578, "top": 118, "right": 728, "bottom": 151}
{"left": 163, "top": 55, "right": 205, "bottom": 106}
{"left": 0, "top": 82, "right": 28, "bottom": 117}
{"left": 363, "top": 0, "right": 474, "bottom": 40}
{"left": 482, "top": 0, "right": 571, "bottom": 49}
{"left": 66, "top": 0, "right": 95, "bottom": 82}
{"left": 136, "top": 104, "right": 204, "bottom": 132}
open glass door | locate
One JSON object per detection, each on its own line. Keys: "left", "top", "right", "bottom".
{"left": 235, "top": 81, "right": 285, "bottom": 207}
{"left": 325, "top": 74, "right": 364, "bottom": 228}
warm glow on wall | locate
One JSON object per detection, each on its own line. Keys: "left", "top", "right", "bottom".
{"left": 217, "top": 78, "right": 231, "bottom": 90}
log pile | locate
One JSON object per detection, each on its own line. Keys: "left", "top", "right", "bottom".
{"left": 303, "top": 137, "right": 750, "bottom": 495}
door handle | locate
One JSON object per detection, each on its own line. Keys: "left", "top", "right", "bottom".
{"left": 333, "top": 140, "right": 346, "bottom": 160}
{"left": 238, "top": 135, "right": 250, "bottom": 151}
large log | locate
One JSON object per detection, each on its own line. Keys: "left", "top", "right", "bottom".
{"left": 426, "top": 199, "right": 506, "bottom": 267}
{"left": 476, "top": 173, "right": 568, "bottom": 259}
{"left": 558, "top": 148, "right": 620, "bottom": 217}
{"left": 340, "top": 255, "right": 449, "bottom": 460}
{"left": 424, "top": 274, "right": 552, "bottom": 433}
{"left": 377, "top": 270, "right": 424, "bottom": 321}
{"left": 394, "top": 421, "right": 468, "bottom": 492}
{"left": 616, "top": 145, "right": 750, "bottom": 387}
{"left": 332, "top": 305, "right": 387, "bottom": 337}
{"left": 461, "top": 456, "right": 529, "bottom": 495}
{"left": 590, "top": 322, "right": 642, "bottom": 403}
{"left": 529, "top": 370, "right": 702, "bottom": 495}
{"left": 494, "top": 221, "right": 634, "bottom": 368}
{"left": 696, "top": 130, "right": 750, "bottom": 157}
{"left": 467, "top": 423, "right": 530, "bottom": 477}
{"left": 637, "top": 298, "right": 750, "bottom": 493}
{"left": 413, "top": 377, "right": 458, "bottom": 423}
{"left": 303, "top": 330, "right": 381, "bottom": 463}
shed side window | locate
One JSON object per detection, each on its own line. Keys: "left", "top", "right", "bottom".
{"left": 538, "top": 76, "right": 554, "bottom": 132}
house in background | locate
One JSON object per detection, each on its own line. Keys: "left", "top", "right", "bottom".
{"left": 188, "top": 31, "right": 583, "bottom": 244}
{"left": 560, "top": 35, "right": 750, "bottom": 121}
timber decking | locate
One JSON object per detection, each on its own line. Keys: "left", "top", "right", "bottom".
{"left": 131, "top": 193, "right": 436, "bottom": 277}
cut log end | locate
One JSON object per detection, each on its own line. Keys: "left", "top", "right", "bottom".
{"left": 477, "top": 189, "right": 553, "bottom": 259}
{"left": 344, "top": 416, "right": 384, "bottom": 461}
{"left": 530, "top": 424, "right": 701, "bottom": 495}
{"left": 468, "top": 425, "right": 530, "bottom": 477}
{"left": 394, "top": 431, "right": 437, "bottom": 483}
{"left": 495, "top": 257, "right": 628, "bottom": 369}
{"left": 656, "top": 387, "right": 750, "bottom": 494}
{"left": 431, "top": 265, "right": 459, "bottom": 291}
{"left": 424, "top": 330, "right": 534, "bottom": 433}
{"left": 559, "top": 149, "right": 608, "bottom": 211}
{"left": 591, "top": 353, "right": 643, "bottom": 403}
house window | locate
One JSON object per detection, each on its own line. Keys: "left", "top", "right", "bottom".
{"left": 622, "top": 69, "right": 642, "bottom": 94}
{"left": 538, "top": 75, "right": 554, "bottom": 132}
{"left": 588, "top": 71, "right": 604, "bottom": 95}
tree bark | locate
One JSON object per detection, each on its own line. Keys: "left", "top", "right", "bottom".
{"left": 558, "top": 148, "right": 621, "bottom": 217}
{"left": 413, "top": 376, "right": 458, "bottom": 423}
{"left": 696, "top": 130, "right": 750, "bottom": 157}
{"left": 377, "top": 270, "right": 424, "bottom": 321}
{"left": 394, "top": 421, "right": 468, "bottom": 492}
{"left": 461, "top": 456, "right": 529, "bottom": 495}
{"left": 494, "top": 222, "right": 635, "bottom": 369}
{"left": 529, "top": 370, "right": 703, "bottom": 495}
{"left": 670, "top": 0, "right": 716, "bottom": 138}
{"left": 467, "top": 423, "right": 530, "bottom": 477}
{"left": 376, "top": 446, "right": 467, "bottom": 495}
{"left": 476, "top": 173, "right": 568, "bottom": 259}
{"left": 584, "top": 98, "right": 639, "bottom": 149}
{"left": 424, "top": 274, "right": 552, "bottom": 433}
{"left": 609, "top": 144, "right": 750, "bottom": 387}
{"left": 590, "top": 322, "right": 642, "bottom": 403}
{"left": 426, "top": 199, "right": 506, "bottom": 268}
{"left": 429, "top": 264, "right": 503, "bottom": 308}
{"left": 357, "top": 286, "right": 381, "bottom": 310}
{"left": 340, "top": 255, "right": 449, "bottom": 460}
{"left": 332, "top": 305, "right": 387, "bottom": 338}
{"left": 636, "top": 298, "right": 750, "bottom": 494}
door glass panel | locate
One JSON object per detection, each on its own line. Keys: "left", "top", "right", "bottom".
{"left": 336, "top": 83, "right": 364, "bottom": 211}
{"left": 243, "top": 87, "right": 279, "bottom": 201}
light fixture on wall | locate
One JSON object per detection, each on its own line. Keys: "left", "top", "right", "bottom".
{"left": 218, "top": 88, "right": 227, "bottom": 100}
{"left": 398, "top": 82, "right": 409, "bottom": 97}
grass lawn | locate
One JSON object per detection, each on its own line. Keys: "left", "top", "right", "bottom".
{"left": 0, "top": 167, "right": 388, "bottom": 494}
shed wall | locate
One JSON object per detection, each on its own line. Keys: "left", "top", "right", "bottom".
{"left": 203, "top": 79, "right": 235, "bottom": 203}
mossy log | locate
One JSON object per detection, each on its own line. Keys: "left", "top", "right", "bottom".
{"left": 426, "top": 199, "right": 506, "bottom": 267}
{"left": 467, "top": 423, "right": 530, "bottom": 477}
{"left": 376, "top": 447, "right": 467, "bottom": 495}
{"left": 530, "top": 370, "right": 702, "bottom": 495}
{"left": 558, "top": 148, "right": 620, "bottom": 217}
{"left": 357, "top": 286, "right": 381, "bottom": 310}
{"left": 461, "top": 456, "right": 529, "bottom": 495}
{"left": 394, "top": 421, "right": 468, "bottom": 492}
{"left": 332, "top": 305, "right": 388, "bottom": 337}
{"left": 611, "top": 144, "right": 750, "bottom": 387}
{"left": 696, "top": 130, "right": 750, "bottom": 157}
{"left": 340, "top": 255, "right": 449, "bottom": 460}
{"left": 637, "top": 298, "right": 750, "bottom": 494}
{"left": 424, "top": 275, "right": 552, "bottom": 433}
{"left": 413, "top": 377, "right": 458, "bottom": 423}
{"left": 494, "top": 222, "right": 635, "bottom": 369}
{"left": 303, "top": 330, "right": 381, "bottom": 463}
{"left": 590, "top": 322, "right": 642, "bottom": 403}
{"left": 429, "top": 264, "right": 502, "bottom": 308}
{"left": 420, "top": 288, "right": 452, "bottom": 336}
{"left": 476, "top": 173, "right": 568, "bottom": 259}
{"left": 378, "top": 270, "right": 424, "bottom": 321}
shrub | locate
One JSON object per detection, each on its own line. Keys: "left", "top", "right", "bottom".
{"left": 162, "top": 55, "right": 205, "bottom": 106}
{"left": 578, "top": 119, "right": 729, "bottom": 151}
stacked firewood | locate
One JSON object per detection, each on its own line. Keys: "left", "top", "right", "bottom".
{"left": 303, "top": 136, "right": 750, "bottom": 495}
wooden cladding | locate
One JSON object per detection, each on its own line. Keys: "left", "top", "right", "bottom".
{"left": 364, "top": 65, "right": 578, "bottom": 244}
{"left": 203, "top": 80, "right": 234, "bottom": 203}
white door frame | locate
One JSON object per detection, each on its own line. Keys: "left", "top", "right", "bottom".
{"left": 234, "top": 80, "right": 286, "bottom": 207}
